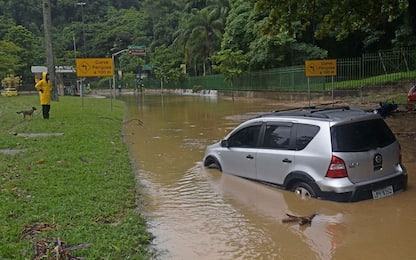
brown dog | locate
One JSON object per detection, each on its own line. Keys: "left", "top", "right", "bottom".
{"left": 17, "top": 107, "right": 37, "bottom": 119}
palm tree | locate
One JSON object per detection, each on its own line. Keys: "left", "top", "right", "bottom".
{"left": 174, "top": 5, "right": 228, "bottom": 76}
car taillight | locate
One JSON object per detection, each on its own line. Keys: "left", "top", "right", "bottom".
{"left": 326, "top": 155, "right": 348, "bottom": 178}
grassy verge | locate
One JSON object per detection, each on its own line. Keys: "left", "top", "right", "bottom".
{"left": 0, "top": 95, "right": 153, "bottom": 259}
{"left": 288, "top": 70, "right": 416, "bottom": 93}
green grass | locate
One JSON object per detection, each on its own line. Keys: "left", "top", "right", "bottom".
{"left": 0, "top": 95, "right": 153, "bottom": 259}
{"left": 271, "top": 70, "right": 416, "bottom": 93}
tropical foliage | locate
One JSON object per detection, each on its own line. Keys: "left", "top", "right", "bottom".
{"left": 211, "top": 49, "right": 248, "bottom": 86}
{"left": 0, "top": 0, "right": 415, "bottom": 87}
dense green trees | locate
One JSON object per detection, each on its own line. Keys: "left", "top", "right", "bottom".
{"left": 0, "top": 0, "right": 415, "bottom": 87}
{"left": 0, "top": 41, "right": 24, "bottom": 75}
{"left": 174, "top": 3, "right": 228, "bottom": 76}
{"left": 211, "top": 49, "right": 248, "bottom": 90}
{"left": 1, "top": 25, "right": 42, "bottom": 84}
{"left": 254, "top": 0, "right": 416, "bottom": 54}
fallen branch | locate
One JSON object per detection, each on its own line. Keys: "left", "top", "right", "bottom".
{"left": 34, "top": 237, "right": 91, "bottom": 260}
{"left": 21, "top": 222, "right": 57, "bottom": 239}
{"left": 394, "top": 131, "right": 416, "bottom": 136}
{"left": 62, "top": 243, "right": 91, "bottom": 252}
{"left": 282, "top": 213, "right": 317, "bottom": 225}
{"left": 123, "top": 118, "right": 144, "bottom": 127}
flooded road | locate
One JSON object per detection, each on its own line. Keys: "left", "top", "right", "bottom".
{"left": 123, "top": 94, "right": 416, "bottom": 259}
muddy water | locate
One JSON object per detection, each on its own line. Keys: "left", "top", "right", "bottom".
{"left": 123, "top": 94, "right": 416, "bottom": 260}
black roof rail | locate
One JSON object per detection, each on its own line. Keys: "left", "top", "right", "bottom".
{"left": 258, "top": 105, "right": 357, "bottom": 119}
{"left": 272, "top": 105, "right": 351, "bottom": 113}
{"left": 309, "top": 106, "right": 352, "bottom": 113}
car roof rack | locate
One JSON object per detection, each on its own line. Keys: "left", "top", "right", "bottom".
{"left": 258, "top": 105, "right": 364, "bottom": 119}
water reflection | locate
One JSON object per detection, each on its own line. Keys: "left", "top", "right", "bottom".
{"left": 123, "top": 94, "right": 416, "bottom": 259}
{"left": 215, "top": 170, "right": 347, "bottom": 260}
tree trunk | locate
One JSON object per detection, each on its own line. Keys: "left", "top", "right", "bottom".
{"left": 42, "top": 0, "right": 58, "bottom": 101}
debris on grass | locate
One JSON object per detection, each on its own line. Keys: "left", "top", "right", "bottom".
{"left": 37, "top": 159, "right": 45, "bottom": 164}
{"left": 21, "top": 222, "right": 91, "bottom": 259}
{"left": 0, "top": 149, "right": 26, "bottom": 155}
{"left": 79, "top": 157, "right": 89, "bottom": 163}
{"left": 21, "top": 222, "right": 57, "bottom": 239}
{"left": 13, "top": 133, "right": 65, "bottom": 138}
{"left": 34, "top": 237, "right": 91, "bottom": 260}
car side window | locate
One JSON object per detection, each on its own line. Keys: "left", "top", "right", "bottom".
{"left": 228, "top": 125, "right": 261, "bottom": 148}
{"left": 263, "top": 124, "right": 292, "bottom": 149}
{"left": 295, "top": 124, "right": 320, "bottom": 150}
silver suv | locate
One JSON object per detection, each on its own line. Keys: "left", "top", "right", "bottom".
{"left": 203, "top": 106, "right": 407, "bottom": 202}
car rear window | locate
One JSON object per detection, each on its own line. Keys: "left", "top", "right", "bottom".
{"left": 331, "top": 118, "right": 396, "bottom": 152}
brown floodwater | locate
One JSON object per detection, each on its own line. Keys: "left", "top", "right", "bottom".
{"left": 122, "top": 94, "right": 416, "bottom": 260}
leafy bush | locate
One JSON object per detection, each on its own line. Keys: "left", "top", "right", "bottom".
{"left": 192, "top": 85, "right": 204, "bottom": 92}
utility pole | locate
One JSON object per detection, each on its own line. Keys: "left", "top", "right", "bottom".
{"left": 77, "top": 2, "right": 86, "bottom": 56}
{"left": 76, "top": 2, "right": 86, "bottom": 99}
{"left": 42, "top": 0, "right": 58, "bottom": 101}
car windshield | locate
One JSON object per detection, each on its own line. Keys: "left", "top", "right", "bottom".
{"left": 331, "top": 118, "right": 396, "bottom": 152}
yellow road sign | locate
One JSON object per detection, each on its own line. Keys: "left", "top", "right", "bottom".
{"left": 76, "top": 58, "right": 114, "bottom": 77}
{"left": 305, "top": 59, "right": 336, "bottom": 77}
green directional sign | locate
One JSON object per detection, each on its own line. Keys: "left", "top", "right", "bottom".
{"left": 142, "top": 64, "right": 153, "bottom": 71}
{"left": 128, "top": 45, "right": 146, "bottom": 56}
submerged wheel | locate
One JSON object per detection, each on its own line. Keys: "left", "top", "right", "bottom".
{"left": 291, "top": 182, "right": 317, "bottom": 199}
{"left": 204, "top": 156, "right": 222, "bottom": 171}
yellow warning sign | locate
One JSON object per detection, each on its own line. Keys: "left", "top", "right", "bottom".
{"left": 305, "top": 59, "right": 337, "bottom": 77}
{"left": 76, "top": 58, "right": 114, "bottom": 77}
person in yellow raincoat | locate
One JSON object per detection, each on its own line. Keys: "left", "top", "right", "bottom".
{"left": 35, "top": 72, "right": 52, "bottom": 119}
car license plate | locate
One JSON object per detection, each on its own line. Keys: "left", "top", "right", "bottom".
{"left": 372, "top": 185, "right": 394, "bottom": 199}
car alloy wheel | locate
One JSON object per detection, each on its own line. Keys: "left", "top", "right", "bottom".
{"left": 292, "top": 182, "right": 316, "bottom": 199}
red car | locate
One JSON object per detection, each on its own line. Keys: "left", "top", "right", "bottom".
{"left": 407, "top": 85, "right": 416, "bottom": 110}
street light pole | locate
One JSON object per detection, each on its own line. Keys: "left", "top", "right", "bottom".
{"left": 112, "top": 49, "right": 128, "bottom": 92}
{"left": 109, "top": 49, "right": 128, "bottom": 111}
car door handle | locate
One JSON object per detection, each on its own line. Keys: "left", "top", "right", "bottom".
{"left": 246, "top": 155, "right": 254, "bottom": 159}
{"left": 282, "top": 158, "right": 292, "bottom": 163}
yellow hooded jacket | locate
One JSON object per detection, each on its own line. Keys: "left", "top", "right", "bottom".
{"left": 35, "top": 72, "right": 52, "bottom": 105}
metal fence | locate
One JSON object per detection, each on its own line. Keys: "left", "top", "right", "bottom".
{"left": 145, "top": 46, "right": 416, "bottom": 92}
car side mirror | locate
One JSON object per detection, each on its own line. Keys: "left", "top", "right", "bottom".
{"left": 220, "top": 140, "right": 229, "bottom": 147}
